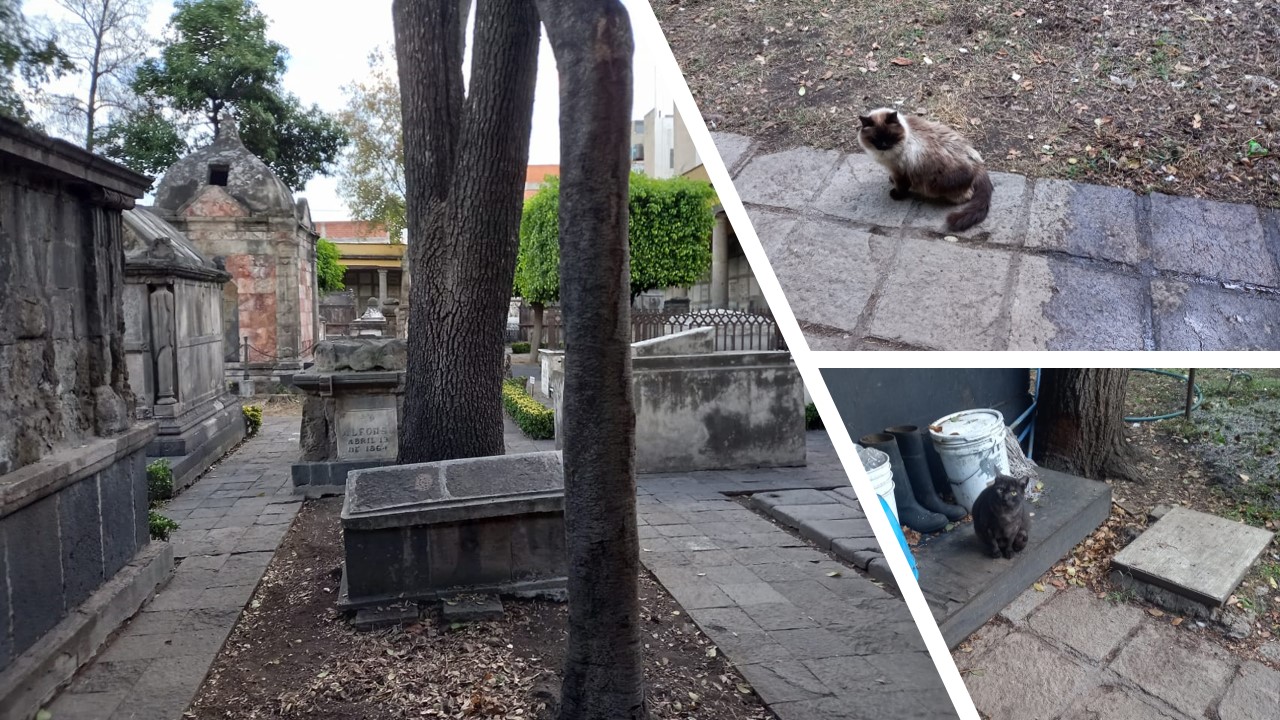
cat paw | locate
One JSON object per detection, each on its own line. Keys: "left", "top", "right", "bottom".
{"left": 889, "top": 187, "right": 909, "bottom": 201}
{"left": 1001, "top": 550, "right": 1013, "bottom": 559}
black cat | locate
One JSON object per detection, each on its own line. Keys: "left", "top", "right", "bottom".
{"left": 972, "top": 474, "right": 1030, "bottom": 559}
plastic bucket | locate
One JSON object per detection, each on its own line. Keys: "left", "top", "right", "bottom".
{"left": 928, "top": 409, "right": 1009, "bottom": 512}
{"left": 856, "top": 444, "right": 897, "bottom": 522}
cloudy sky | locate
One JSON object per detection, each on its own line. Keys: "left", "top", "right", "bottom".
{"left": 25, "top": 0, "right": 673, "bottom": 220}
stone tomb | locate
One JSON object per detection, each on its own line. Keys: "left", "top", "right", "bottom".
{"left": 1112, "top": 506, "right": 1274, "bottom": 616}
{"left": 340, "top": 452, "right": 566, "bottom": 607}
{"left": 122, "top": 206, "right": 245, "bottom": 490}
{"left": 292, "top": 339, "right": 406, "bottom": 494}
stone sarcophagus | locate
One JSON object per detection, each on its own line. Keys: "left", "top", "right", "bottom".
{"left": 340, "top": 452, "right": 566, "bottom": 607}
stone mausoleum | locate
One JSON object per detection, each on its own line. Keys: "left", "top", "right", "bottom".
{"left": 151, "top": 117, "right": 319, "bottom": 394}
{"left": 122, "top": 207, "right": 246, "bottom": 490}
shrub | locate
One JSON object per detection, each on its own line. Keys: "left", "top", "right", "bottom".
{"left": 805, "top": 403, "right": 824, "bottom": 430}
{"left": 501, "top": 379, "right": 554, "bottom": 440}
{"left": 316, "top": 238, "right": 347, "bottom": 292}
{"left": 149, "top": 509, "right": 180, "bottom": 541}
{"left": 243, "top": 404, "right": 264, "bottom": 436}
{"left": 511, "top": 341, "right": 531, "bottom": 354}
{"left": 147, "top": 458, "right": 174, "bottom": 502}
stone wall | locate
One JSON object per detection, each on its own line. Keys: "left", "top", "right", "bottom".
{"left": 0, "top": 118, "right": 169, "bottom": 712}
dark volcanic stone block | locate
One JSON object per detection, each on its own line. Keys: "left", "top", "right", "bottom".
{"left": 100, "top": 455, "right": 142, "bottom": 577}
{"left": 341, "top": 451, "right": 566, "bottom": 607}
{"left": 0, "top": 524, "right": 12, "bottom": 669}
{"left": 7, "top": 495, "right": 64, "bottom": 658}
{"left": 59, "top": 475, "right": 105, "bottom": 610}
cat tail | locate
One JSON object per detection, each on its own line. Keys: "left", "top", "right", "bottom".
{"left": 946, "top": 166, "right": 993, "bottom": 231}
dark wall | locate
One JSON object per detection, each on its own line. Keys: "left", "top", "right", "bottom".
{"left": 819, "top": 369, "right": 1033, "bottom": 441}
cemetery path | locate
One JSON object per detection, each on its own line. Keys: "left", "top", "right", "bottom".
{"left": 959, "top": 584, "right": 1280, "bottom": 720}
{"left": 638, "top": 432, "right": 958, "bottom": 720}
{"left": 43, "top": 416, "right": 302, "bottom": 720}
{"left": 712, "top": 132, "right": 1280, "bottom": 351}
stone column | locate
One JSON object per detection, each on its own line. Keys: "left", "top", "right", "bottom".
{"left": 710, "top": 210, "right": 729, "bottom": 308}
{"left": 378, "top": 268, "right": 389, "bottom": 306}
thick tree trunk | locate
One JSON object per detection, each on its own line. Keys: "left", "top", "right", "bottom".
{"left": 1034, "top": 368, "right": 1140, "bottom": 481}
{"left": 529, "top": 302, "right": 544, "bottom": 357}
{"left": 394, "top": 0, "right": 540, "bottom": 463}
{"left": 536, "top": 2, "right": 645, "bottom": 718}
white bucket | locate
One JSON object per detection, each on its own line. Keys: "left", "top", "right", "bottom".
{"left": 856, "top": 444, "right": 897, "bottom": 522}
{"left": 929, "top": 409, "right": 1009, "bottom": 512}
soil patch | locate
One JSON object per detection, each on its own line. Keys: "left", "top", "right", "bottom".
{"left": 186, "top": 498, "right": 772, "bottom": 720}
{"left": 654, "top": 0, "right": 1280, "bottom": 208}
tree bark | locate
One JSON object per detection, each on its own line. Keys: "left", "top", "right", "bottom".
{"left": 530, "top": 302, "right": 544, "bottom": 357}
{"left": 536, "top": 3, "right": 645, "bottom": 718}
{"left": 394, "top": 0, "right": 540, "bottom": 463}
{"left": 1033, "top": 368, "right": 1140, "bottom": 481}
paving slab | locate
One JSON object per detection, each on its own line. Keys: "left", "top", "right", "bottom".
{"left": 734, "top": 146, "right": 843, "bottom": 209}
{"left": 1007, "top": 256, "right": 1148, "bottom": 350}
{"left": 1148, "top": 193, "right": 1279, "bottom": 286}
{"left": 1217, "top": 661, "right": 1280, "bottom": 720}
{"left": 1150, "top": 279, "right": 1280, "bottom": 350}
{"left": 1112, "top": 506, "right": 1275, "bottom": 610}
{"left": 1024, "top": 179, "right": 1144, "bottom": 266}
{"left": 961, "top": 631, "right": 1092, "bottom": 720}
{"left": 904, "top": 171, "right": 1029, "bottom": 246}
{"left": 865, "top": 237, "right": 1014, "bottom": 350}
{"left": 1025, "top": 587, "right": 1144, "bottom": 661}
{"left": 1110, "top": 624, "right": 1236, "bottom": 718}
{"left": 711, "top": 132, "right": 754, "bottom": 174}
{"left": 811, "top": 152, "right": 922, "bottom": 227}
{"left": 741, "top": 208, "right": 799, "bottom": 256}
{"left": 1057, "top": 684, "right": 1184, "bottom": 720}
{"left": 766, "top": 220, "right": 892, "bottom": 334}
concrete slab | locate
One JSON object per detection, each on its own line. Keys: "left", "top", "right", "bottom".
{"left": 1007, "top": 257, "right": 1148, "bottom": 351}
{"left": 1112, "top": 506, "right": 1275, "bottom": 609}
{"left": 963, "top": 631, "right": 1090, "bottom": 720}
{"left": 1024, "top": 179, "right": 1144, "bottom": 266}
{"left": 866, "top": 237, "right": 1014, "bottom": 350}
{"left": 913, "top": 468, "right": 1111, "bottom": 647}
{"left": 1057, "top": 685, "right": 1179, "bottom": 720}
{"left": 1217, "top": 661, "right": 1280, "bottom": 720}
{"left": 1110, "top": 624, "right": 1236, "bottom": 718}
{"left": 742, "top": 208, "right": 798, "bottom": 257}
{"left": 1150, "top": 280, "right": 1280, "bottom": 351}
{"left": 1026, "top": 587, "right": 1144, "bottom": 661}
{"left": 767, "top": 220, "right": 892, "bottom": 334}
{"left": 811, "top": 152, "right": 921, "bottom": 227}
{"left": 710, "top": 132, "right": 754, "bottom": 174}
{"left": 1148, "top": 193, "right": 1279, "bottom": 286}
{"left": 734, "top": 147, "right": 843, "bottom": 209}
{"left": 904, "top": 171, "right": 1028, "bottom": 246}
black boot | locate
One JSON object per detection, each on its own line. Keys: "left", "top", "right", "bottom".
{"left": 860, "top": 433, "right": 948, "bottom": 533}
{"left": 887, "top": 425, "right": 967, "bottom": 521}
{"left": 921, "top": 429, "right": 952, "bottom": 498}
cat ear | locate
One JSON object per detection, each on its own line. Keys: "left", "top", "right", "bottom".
{"left": 885, "top": 111, "right": 900, "bottom": 125}
{"left": 858, "top": 115, "right": 873, "bottom": 128}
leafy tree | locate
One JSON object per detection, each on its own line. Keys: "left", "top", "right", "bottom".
{"left": 0, "top": 0, "right": 74, "bottom": 124}
{"left": 514, "top": 174, "right": 561, "bottom": 356}
{"left": 315, "top": 238, "right": 346, "bottom": 293}
{"left": 45, "top": 0, "right": 150, "bottom": 150}
{"left": 336, "top": 48, "right": 406, "bottom": 243}
{"left": 97, "top": 0, "right": 347, "bottom": 189}
{"left": 535, "top": 3, "right": 646, "bottom": 716}
{"left": 627, "top": 173, "right": 716, "bottom": 297}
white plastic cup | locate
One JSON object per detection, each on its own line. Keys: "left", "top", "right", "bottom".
{"left": 857, "top": 444, "right": 897, "bottom": 522}
{"left": 928, "top": 409, "right": 1010, "bottom": 512}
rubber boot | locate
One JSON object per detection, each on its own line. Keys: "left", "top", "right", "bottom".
{"left": 887, "top": 425, "right": 967, "bottom": 521}
{"left": 860, "top": 433, "right": 948, "bottom": 533}
{"left": 921, "top": 430, "right": 951, "bottom": 498}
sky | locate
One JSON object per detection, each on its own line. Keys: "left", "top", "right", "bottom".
{"left": 24, "top": 0, "right": 674, "bottom": 221}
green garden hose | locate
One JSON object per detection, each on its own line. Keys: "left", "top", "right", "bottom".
{"left": 1124, "top": 368, "right": 1202, "bottom": 422}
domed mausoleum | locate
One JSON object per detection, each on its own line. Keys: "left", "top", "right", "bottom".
{"left": 152, "top": 115, "right": 319, "bottom": 393}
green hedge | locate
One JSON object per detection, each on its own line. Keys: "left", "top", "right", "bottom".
{"left": 805, "top": 403, "right": 824, "bottom": 430}
{"left": 502, "top": 379, "right": 554, "bottom": 440}
{"left": 511, "top": 341, "right": 531, "bottom": 354}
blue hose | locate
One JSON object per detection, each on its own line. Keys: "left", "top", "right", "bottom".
{"left": 1124, "top": 368, "right": 1202, "bottom": 422}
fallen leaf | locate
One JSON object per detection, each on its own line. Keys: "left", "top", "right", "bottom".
{"left": 1147, "top": 608, "right": 1165, "bottom": 617}
{"left": 890, "top": 57, "right": 913, "bottom": 66}
{"left": 1193, "top": 113, "right": 1202, "bottom": 129}
{"left": 826, "top": 571, "right": 842, "bottom": 577}
{"left": 1172, "top": 617, "right": 1184, "bottom": 626}
{"left": 1033, "top": 582, "right": 1046, "bottom": 592}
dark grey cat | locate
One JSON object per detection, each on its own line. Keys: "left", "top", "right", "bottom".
{"left": 972, "top": 474, "right": 1030, "bottom": 559}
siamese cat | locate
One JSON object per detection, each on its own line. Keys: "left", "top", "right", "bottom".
{"left": 857, "top": 108, "right": 993, "bottom": 231}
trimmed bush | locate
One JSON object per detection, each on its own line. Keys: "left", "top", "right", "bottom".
{"left": 502, "top": 379, "right": 554, "bottom": 440}
{"left": 149, "top": 510, "right": 180, "bottom": 541}
{"left": 147, "top": 458, "right": 174, "bottom": 502}
{"left": 243, "top": 404, "right": 264, "bottom": 436}
{"left": 511, "top": 341, "right": 531, "bottom": 354}
{"left": 805, "top": 403, "right": 824, "bottom": 430}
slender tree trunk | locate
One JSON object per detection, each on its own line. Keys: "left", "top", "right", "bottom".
{"left": 530, "top": 302, "right": 544, "bottom": 357}
{"left": 537, "top": 3, "right": 645, "bottom": 718}
{"left": 395, "top": 0, "right": 540, "bottom": 463}
{"left": 1033, "top": 368, "right": 1140, "bottom": 481}
{"left": 85, "top": 32, "right": 102, "bottom": 149}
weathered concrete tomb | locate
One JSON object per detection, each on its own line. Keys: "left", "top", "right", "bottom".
{"left": 0, "top": 118, "right": 173, "bottom": 718}
{"left": 340, "top": 452, "right": 566, "bottom": 607}
{"left": 122, "top": 207, "right": 245, "bottom": 490}
{"left": 292, "top": 338, "right": 407, "bottom": 494}
{"left": 151, "top": 116, "right": 319, "bottom": 395}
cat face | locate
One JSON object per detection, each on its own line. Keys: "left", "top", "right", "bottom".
{"left": 990, "top": 475, "right": 1024, "bottom": 507}
{"left": 859, "top": 110, "right": 906, "bottom": 152}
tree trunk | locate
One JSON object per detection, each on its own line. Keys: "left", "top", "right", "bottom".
{"left": 536, "top": 3, "right": 645, "bottom": 718}
{"left": 1033, "top": 368, "right": 1139, "bottom": 481}
{"left": 530, "top": 302, "right": 544, "bottom": 357}
{"left": 394, "top": 0, "right": 540, "bottom": 463}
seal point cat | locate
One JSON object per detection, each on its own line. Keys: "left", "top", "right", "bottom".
{"left": 857, "top": 108, "right": 993, "bottom": 231}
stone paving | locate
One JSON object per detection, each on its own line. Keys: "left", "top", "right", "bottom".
{"left": 42, "top": 417, "right": 302, "bottom": 720}
{"left": 958, "top": 584, "right": 1280, "bottom": 720}
{"left": 638, "top": 432, "right": 957, "bottom": 720}
{"left": 712, "top": 132, "right": 1280, "bottom": 350}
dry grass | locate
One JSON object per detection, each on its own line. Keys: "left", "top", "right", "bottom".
{"left": 655, "top": 0, "right": 1280, "bottom": 208}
